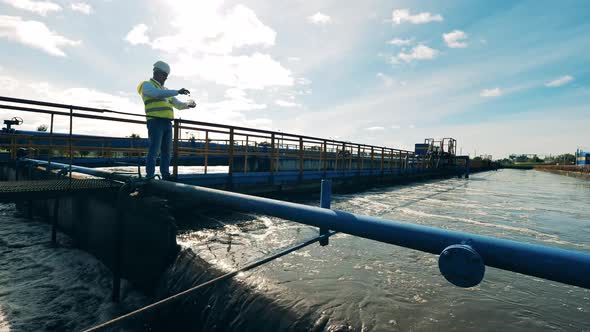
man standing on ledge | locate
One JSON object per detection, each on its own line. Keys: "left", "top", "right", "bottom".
{"left": 137, "top": 60, "right": 196, "bottom": 180}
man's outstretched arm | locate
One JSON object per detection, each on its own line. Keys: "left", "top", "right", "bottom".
{"left": 141, "top": 82, "right": 179, "bottom": 99}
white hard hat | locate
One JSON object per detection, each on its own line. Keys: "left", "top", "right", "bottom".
{"left": 153, "top": 60, "right": 170, "bottom": 75}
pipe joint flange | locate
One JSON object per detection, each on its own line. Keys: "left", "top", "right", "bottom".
{"left": 438, "top": 244, "right": 485, "bottom": 288}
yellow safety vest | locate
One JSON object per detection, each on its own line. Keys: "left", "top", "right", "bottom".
{"left": 137, "top": 79, "right": 175, "bottom": 120}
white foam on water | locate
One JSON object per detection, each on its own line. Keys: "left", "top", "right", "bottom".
{"left": 0, "top": 205, "right": 148, "bottom": 331}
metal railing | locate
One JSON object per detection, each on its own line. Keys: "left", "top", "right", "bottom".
{"left": 0, "top": 96, "right": 450, "bottom": 179}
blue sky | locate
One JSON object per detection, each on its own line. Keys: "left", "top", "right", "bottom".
{"left": 0, "top": 0, "right": 588, "bottom": 158}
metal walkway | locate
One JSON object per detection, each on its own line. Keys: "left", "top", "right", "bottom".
{"left": 0, "top": 178, "right": 120, "bottom": 201}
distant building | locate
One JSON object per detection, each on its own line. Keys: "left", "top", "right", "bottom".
{"left": 576, "top": 149, "right": 590, "bottom": 166}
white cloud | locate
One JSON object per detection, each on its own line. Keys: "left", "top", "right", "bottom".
{"left": 243, "top": 118, "right": 272, "bottom": 130}
{"left": 308, "top": 12, "right": 332, "bottom": 25}
{"left": 142, "top": 3, "right": 276, "bottom": 55}
{"left": 194, "top": 88, "right": 268, "bottom": 126}
{"left": 443, "top": 30, "right": 468, "bottom": 48}
{"left": 125, "top": 24, "right": 150, "bottom": 45}
{"left": 376, "top": 72, "right": 394, "bottom": 86}
{"left": 125, "top": 2, "right": 292, "bottom": 91}
{"left": 296, "top": 77, "right": 312, "bottom": 85}
{"left": 545, "top": 75, "right": 574, "bottom": 87}
{"left": 203, "top": 88, "right": 267, "bottom": 112}
{"left": 397, "top": 44, "right": 438, "bottom": 62}
{"left": 408, "top": 124, "right": 415, "bottom": 129}
{"left": 0, "top": 15, "right": 80, "bottom": 56}
{"left": 391, "top": 9, "right": 443, "bottom": 24}
{"left": 365, "top": 126, "right": 385, "bottom": 131}
{"left": 0, "top": 75, "right": 19, "bottom": 92}
{"left": 70, "top": 2, "right": 92, "bottom": 15}
{"left": 275, "top": 99, "right": 299, "bottom": 107}
{"left": 2, "top": 0, "right": 61, "bottom": 16}
{"left": 288, "top": 57, "right": 300, "bottom": 62}
{"left": 173, "top": 53, "right": 293, "bottom": 90}
{"left": 391, "top": 125, "right": 401, "bottom": 129}
{"left": 480, "top": 87, "right": 502, "bottom": 97}
{"left": 388, "top": 37, "right": 413, "bottom": 46}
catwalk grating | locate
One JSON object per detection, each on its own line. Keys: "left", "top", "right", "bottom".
{"left": 0, "top": 178, "right": 121, "bottom": 201}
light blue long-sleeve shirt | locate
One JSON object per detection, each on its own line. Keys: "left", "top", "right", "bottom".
{"left": 141, "top": 79, "right": 190, "bottom": 110}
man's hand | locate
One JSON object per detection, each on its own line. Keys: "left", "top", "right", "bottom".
{"left": 178, "top": 88, "right": 190, "bottom": 95}
{"left": 187, "top": 100, "right": 196, "bottom": 108}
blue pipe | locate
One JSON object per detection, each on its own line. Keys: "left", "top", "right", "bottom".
{"left": 21, "top": 158, "right": 590, "bottom": 289}
{"left": 23, "top": 158, "right": 130, "bottom": 182}
{"left": 147, "top": 180, "right": 590, "bottom": 289}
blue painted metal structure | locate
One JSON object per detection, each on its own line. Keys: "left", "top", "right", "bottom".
{"left": 576, "top": 149, "right": 590, "bottom": 166}
{"left": 1, "top": 95, "right": 473, "bottom": 191}
{"left": 22, "top": 158, "right": 590, "bottom": 290}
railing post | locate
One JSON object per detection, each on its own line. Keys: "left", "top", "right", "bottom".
{"left": 357, "top": 145, "right": 362, "bottom": 175}
{"left": 334, "top": 146, "right": 340, "bottom": 174}
{"left": 48, "top": 113, "right": 54, "bottom": 175}
{"left": 299, "top": 137, "right": 303, "bottom": 182}
{"left": 228, "top": 128, "right": 234, "bottom": 188}
{"left": 244, "top": 135, "right": 249, "bottom": 174}
{"left": 204, "top": 131, "right": 209, "bottom": 174}
{"left": 270, "top": 133, "right": 275, "bottom": 183}
{"left": 348, "top": 144, "right": 352, "bottom": 172}
{"left": 380, "top": 147, "right": 384, "bottom": 176}
{"left": 68, "top": 107, "right": 73, "bottom": 184}
{"left": 319, "top": 179, "right": 331, "bottom": 246}
{"left": 173, "top": 119, "right": 179, "bottom": 177}
{"left": 389, "top": 149, "right": 393, "bottom": 173}
{"left": 370, "top": 147, "right": 374, "bottom": 175}
{"left": 342, "top": 142, "right": 346, "bottom": 174}
{"left": 323, "top": 140, "right": 327, "bottom": 178}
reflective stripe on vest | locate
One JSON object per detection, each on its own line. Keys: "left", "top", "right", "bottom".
{"left": 137, "top": 79, "right": 174, "bottom": 119}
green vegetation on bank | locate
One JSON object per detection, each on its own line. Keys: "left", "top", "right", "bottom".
{"left": 497, "top": 153, "right": 575, "bottom": 168}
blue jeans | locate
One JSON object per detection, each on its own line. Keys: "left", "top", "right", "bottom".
{"left": 146, "top": 118, "right": 172, "bottom": 178}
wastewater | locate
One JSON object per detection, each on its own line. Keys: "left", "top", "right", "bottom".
{"left": 0, "top": 169, "right": 589, "bottom": 331}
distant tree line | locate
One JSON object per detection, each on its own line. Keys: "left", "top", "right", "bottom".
{"left": 498, "top": 154, "right": 576, "bottom": 166}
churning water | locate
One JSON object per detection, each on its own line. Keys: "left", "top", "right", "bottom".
{"left": 175, "top": 169, "right": 590, "bottom": 331}
{"left": 0, "top": 204, "right": 148, "bottom": 331}
{"left": 0, "top": 169, "right": 589, "bottom": 331}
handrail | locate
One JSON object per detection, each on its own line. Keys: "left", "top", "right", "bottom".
{"left": 0, "top": 96, "right": 142, "bottom": 117}
{"left": 0, "top": 95, "right": 415, "bottom": 153}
